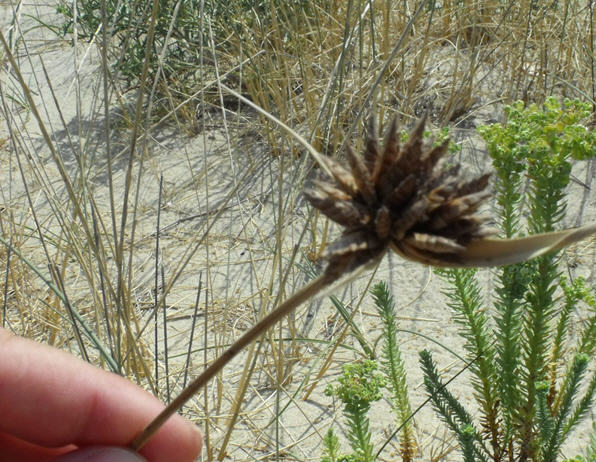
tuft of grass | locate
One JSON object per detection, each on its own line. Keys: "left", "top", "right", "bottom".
{"left": 50, "top": 1, "right": 596, "bottom": 140}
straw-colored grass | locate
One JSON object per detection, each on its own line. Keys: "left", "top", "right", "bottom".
{"left": 1, "top": 0, "right": 595, "bottom": 460}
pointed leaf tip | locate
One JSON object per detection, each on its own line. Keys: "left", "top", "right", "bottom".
{"left": 457, "top": 223, "right": 596, "bottom": 267}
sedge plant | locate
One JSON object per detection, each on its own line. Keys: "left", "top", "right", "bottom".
{"left": 422, "top": 97, "right": 596, "bottom": 462}
{"left": 5, "top": 10, "right": 596, "bottom": 448}
{"left": 128, "top": 91, "right": 596, "bottom": 450}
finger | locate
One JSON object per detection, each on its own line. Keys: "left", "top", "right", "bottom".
{"left": 0, "top": 329, "right": 202, "bottom": 462}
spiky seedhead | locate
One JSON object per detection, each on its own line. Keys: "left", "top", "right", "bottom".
{"left": 304, "top": 114, "right": 492, "bottom": 276}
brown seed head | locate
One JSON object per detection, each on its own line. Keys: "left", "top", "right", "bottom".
{"left": 304, "top": 115, "right": 493, "bottom": 275}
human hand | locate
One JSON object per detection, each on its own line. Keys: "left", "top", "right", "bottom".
{"left": 0, "top": 327, "right": 202, "bottom": 462}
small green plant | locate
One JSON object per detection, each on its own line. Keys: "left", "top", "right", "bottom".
{"left": 423, "top": 98, "right": 596, "bottom": 461}
{"left": 322, "top": 282, "right": 417, "bottom": 462}
{"left": 324, "top": 359, "right": 385, "bottom": 462}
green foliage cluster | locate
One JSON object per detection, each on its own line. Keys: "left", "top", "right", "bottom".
{"left": 478, "top": 97, "right": 596, "bottom": 236}
{"left": 56, "top": 0, "right": 204, "bottom": 87}
{"left": 371, "top": 282, "right": 417, "bottom": 461}
{"left": 322, "top": 98, "right": 596, "bottom": 462}
{"left": 324, "top": 360, "right": 385, "bottom": 462}
{"left": 53, "top": 0, "right": 310, "bottom": 93}
{"left": 424, "top": 98, "right": 596, "bottom": 461}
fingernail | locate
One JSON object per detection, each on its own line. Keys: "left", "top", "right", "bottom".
{"left": 51, "top": 446, "right": 147, "bottom": 462}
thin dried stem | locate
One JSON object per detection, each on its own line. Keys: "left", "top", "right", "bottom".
{"left": 129, "top": 268, "right": 339, "bottom": 450}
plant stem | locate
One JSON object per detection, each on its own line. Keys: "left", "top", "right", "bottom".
{"left": 129, "top": 270, "right": 337, "bottom": 450}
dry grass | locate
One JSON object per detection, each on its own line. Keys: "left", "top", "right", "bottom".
{"left": 0, "top": 0, "right": 595, "bottom": 460}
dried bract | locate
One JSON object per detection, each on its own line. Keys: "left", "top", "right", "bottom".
{"left": 304, "top": 115, "right": 493, "bottom": 275}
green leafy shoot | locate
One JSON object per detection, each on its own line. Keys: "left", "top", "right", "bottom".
{"left": 371, "top": 282, "right": 417, "bottom": 461}
{"left": 325, "top": 360, "right": 385, "bottom": 462}
{"left": 427, "top": 98, "right": 596, "bottom": 461}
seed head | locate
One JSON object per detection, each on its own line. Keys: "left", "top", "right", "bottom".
{"left": 304, "top": 114, "right": 493, "bottom": 277}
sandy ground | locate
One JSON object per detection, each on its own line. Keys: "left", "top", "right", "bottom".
{"left": 2, "top": 1, "right": 596, "bottom": 460}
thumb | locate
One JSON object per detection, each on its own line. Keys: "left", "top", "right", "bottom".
{"left": 51, "top": 446, "right": 147, "bottom": 462}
